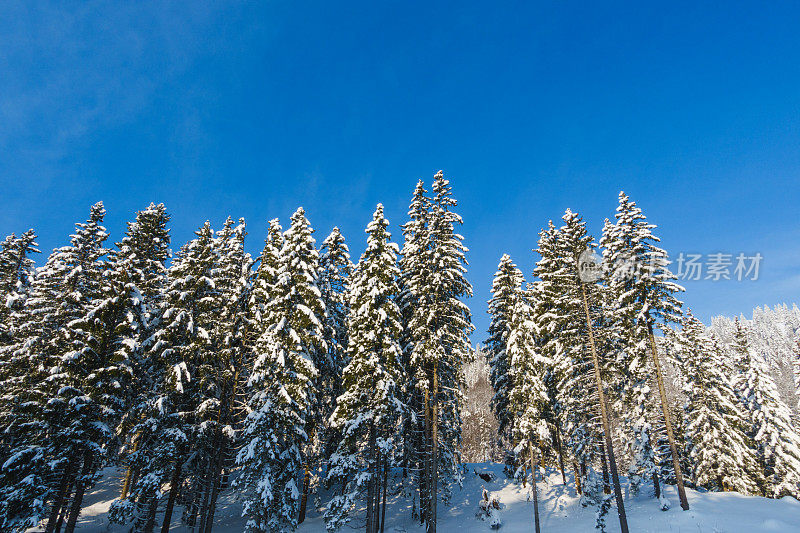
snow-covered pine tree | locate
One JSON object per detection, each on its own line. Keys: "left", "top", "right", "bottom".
{"left": 249, "top": 219, "right": 284, "bottom": 333}
{"left": 652, "top": 331, "right": 695, "bottom": 489}
{"left": 731, "top": 321, "right": 800, "bottom": 498}
{"left": 673, "top": 311, "right": 761, "bottom": 494}
{"left": 600, "top": 192, "right": 686, "bottom": 505}
{"left": 507, "top": 294, "right": 552, "bottom": 468}
{"left": 0, "top": 229, "right": 39, "bottom": 484}
{"left": 135, "top": 221, "right": 221, "bottom": 533}
{"left": 237, "top": 207, "right": 326, "bottom": 533}
{"left": 397, "top": 179, "right": 431, "bottom": 521}
{"left": 0, "top": 229, "right": 39, "bottom": 348}
{"left": 528, "top": 221, "right": 570, "bottom": 485}
{"left": 727, "top": 319, "right": 752, "bottom": 407}
{"left": 0, "top": 238, "right": 77, "bottom": 533}
{"left": 411, "top": 172, "right": 473, "bottom": 532}
{"left": 317, "top": 228, "right": 353, "bottom": 467}
{"left": 536, "top": 212, "right": 600, "bottom": 492}
{"left": 564, "top": 209, "right": 630, "bottom": 532}
{"left": 324, "top": 204, "right": 405, "bottom": 533}
{"left": 505, "top": 295, "right": 548, "bottom": 533}
{"left": 485, "top": 254, "right": 525, "bottom": 443}
{"left": 46, "top": 203, "right": 116, "bottom": 533}
{"left": 108, "top": 204, "right": 172, "bottom": 527}
{"left": 0, "top": 203, "right": 111, "bottom": 533}
{"left": 654, "top": 392, "right": 694, "bottom": 489}
{"left": 533, "top": 209, "right": 629, "bottom": 531}
{"left": 189, "top": 217, "right": 252, "bottom": 533}
{"left": 113, "top": 203, "right": 172, "bottom": 425}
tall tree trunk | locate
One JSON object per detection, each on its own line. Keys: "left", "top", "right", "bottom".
{"left": 529, "top": 446, "right": 541, "bottom": 533}
{"left": 402, "top": 438, "right": 408, "bottom": 479}
{"left": 420, "top": 390, "right": 430, "bottom": 526}
{"left": 186, "top": 493, "right": 199, "bottom": 531}
{"left": 553, "top": 425, "right": 567, "bottom": 485}
{"left": 579, "top": 280, "right": 629, "bottom": 533}
{"left": 120, "top": 439, "right": 140, "bottom": 499}
{"left": 573, "top": 462, "right": 582, "bottom": 495}
{"left": 142, "top": 491, "right": 159, "bottom": 533}
{"left": 653, "top": 471, "right": 661, "bottom": 499}
{"left": 298, "top": 459, "right": 311, "bottom": 524}
{"left": 45, "top": 461, "right": 75, "bottom": 533}
{"left": 366, "top": 423, "right": 376, "bottom": 533}
{"left": 63, "top": 450, "right": 94, "bottom": 533}
{"left": 203, "top": 449, "right": 225, "bottom": 533}
{"left": 647, "top": 322, "right": 690, "bottom": 510}
{"left": 129, "top": 467, "right": 141, "bottom": 500}
{"left": 380, "top": 454, "right": 388, "bottom": 533}
{"left": 599, "top": 437, "right": 611, "bottom": 495}
{"left": 297, "top": 420, "right": 314, "bottom": 526}
{"left": 428, "top": 363, "right": 438, "bottom": 533}
{"left": 53, "top": 471, "right": 76, "bottom": 533}
{"left": 160, "top": 461, "right": 182, "bottom": 533}
{"left": 197, "top": 472, "right": 211, "bottom": 533}
{"left": 581, "top": 460, "right": 587, "bottom": 486}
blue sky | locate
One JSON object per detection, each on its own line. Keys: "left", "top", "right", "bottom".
{"left": 2, "top": 1, "right": 799, "bottom": 342}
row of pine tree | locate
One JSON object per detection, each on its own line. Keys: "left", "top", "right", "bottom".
{"left": 0, "top": 172, "right": 471, "bottom": 533}
{"left": 1, "top": 176, "right": 799, "bottom": 533}
{"left": 485, "top": 192, "right": 800, "bottom": 529}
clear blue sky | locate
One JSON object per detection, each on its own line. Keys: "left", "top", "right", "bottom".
{"left": 2, "top": 1, "right": 799, "bottom": 342}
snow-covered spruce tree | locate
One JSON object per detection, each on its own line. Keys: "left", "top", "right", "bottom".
{"left": 249, "top": 219, "right": 284, "bottom": 330}
{"left": 135, "top": 221, "right": 221, "bottom": 533}
{"left": 559, "top": 209, "right": 631, "bottom": 531}
{"left": 527, "top": 221, "right": 570, "bottom": 485}
{"left": 232, "top": 217, "right": 283, "bottom": 533}
{"left": 731, "top": 321, "right": 800, "bottom": 498}
{"left": 657, "top": 329, "right": 696, "bottom": 488}
{"left": 0, "top": 203, "right": 111, "bottom": 533}
{"left": 537, "top": 211, "right": 603, "bottom": 494}
{"left": 507, "top": 295, "right": 552, "bottom": 466}
{"left": 0, "top": 243, "right": 73, "bottom": 533}
{"left": 112, "top": 202, "right": 172, "bottom": 417}
{"left": 403, "top": 172, "right": 473, "bottom": 532}
{"left": 673, "top": 311, "right": 761, "bottom": 494}
{"left": 485, "top": 254, "right": 525, "bottom": 443}
{"left": 188, "top": 217, "right": 252, "bottom": 533}
{"left": 236, "top": 207, "right": 326, "bottom": 533}
{"left": 655, "top": 394, "right": 694, "bottom": 489}
{"left": 324, "top": 204, "right": 405, "bottom": 533}
{"left": 728, "top": 319, "right": 752, "bottom": 407}
{"left": 46, "top": 203, "right": 115, "bottom": 533}
{"left": 505, "top": 295, "right": 550, "bottom": 533}
{"left": 397, "top": 179, "right": 430, "bottom": 520}
{"left": 0, "top": 230, "right": 39, "bottom": 470}
{"left": 107, "top": 203, "right": 172, "bottom": 527}
{"left": 0, "top": 229, "right": 39, "bottom": 348}
{"left": 600, "top": 192, "right": 685, "bottom": 502}
{"left": 317, "top": 228, "right": 353, "bottom": 467}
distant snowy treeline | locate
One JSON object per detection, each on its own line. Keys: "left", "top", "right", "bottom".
{"left": 710, "top": 304, "right": 800, "bottom": 416}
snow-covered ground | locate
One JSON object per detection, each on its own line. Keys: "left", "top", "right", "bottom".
{"left": 69, "top": 463, "right": 800, "bottom": 533}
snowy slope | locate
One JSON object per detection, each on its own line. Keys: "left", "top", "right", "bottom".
{"left": 66, "top": 463, "right": 800, "bottom": 533}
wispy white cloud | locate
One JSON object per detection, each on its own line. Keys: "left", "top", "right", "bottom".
{"left": 0, "top": 1, "right": 231, "bottom": 181}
